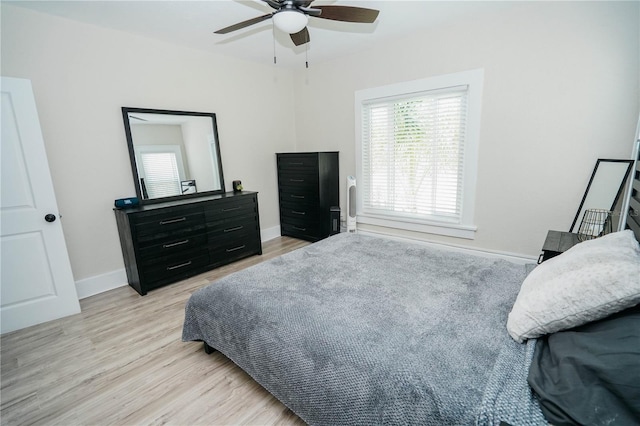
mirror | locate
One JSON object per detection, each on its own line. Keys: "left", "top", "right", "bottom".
{"left": 570, "top": 158, "right": 633, "bottom": 233}
{"left": 122, "top": 107, "right": 225, "bottom": 203}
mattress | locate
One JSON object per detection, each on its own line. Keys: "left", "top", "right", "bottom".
{"left": 182, "top": 233, "right": 545, "bottom": 425}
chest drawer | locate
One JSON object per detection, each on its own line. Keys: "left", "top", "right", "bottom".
{"left": 281, "top": 222, "right": 322, "bottom": 240}
{"left": 278, "top": 171, "right": 319, "bottom": 192}
{"left": 279, "top": 188, "right": 319, "bottom": 205}
{"left": 279, "top": 200, "right": 321, "bottom": 222}
{"left": 277, "top": 153, "right": 319, "bottom": 172}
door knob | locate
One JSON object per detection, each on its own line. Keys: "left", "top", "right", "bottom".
{"left": 44, "top": 214, "right": 57, "bottom": 222}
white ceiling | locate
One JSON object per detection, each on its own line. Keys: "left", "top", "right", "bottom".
{"left": 8, "top": 0, "right": 515, "bottom": 68}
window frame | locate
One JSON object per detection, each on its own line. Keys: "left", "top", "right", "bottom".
{"left": 355, "top": 69, "right": 484, "bottom": 239}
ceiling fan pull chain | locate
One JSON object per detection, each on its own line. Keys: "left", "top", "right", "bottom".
{"left": 305, "top": 41, "right": 309, "bottom": 69}
{"left": 273, "top": 22, "right": 277, "bottom": 64}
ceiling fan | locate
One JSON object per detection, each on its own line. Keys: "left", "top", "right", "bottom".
{"left": 214, "top": 0, "right": 380, "bottom": 47}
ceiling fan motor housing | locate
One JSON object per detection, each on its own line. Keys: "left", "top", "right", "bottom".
{"left": 273, "top": 9, "right": 309, "bottom": 34}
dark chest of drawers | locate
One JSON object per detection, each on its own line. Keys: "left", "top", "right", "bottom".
{"left": 114, "top": 192, "right": 262, "bottom": 295}
{"left": 277, "top": 152, "right": 339, "bottom": 242}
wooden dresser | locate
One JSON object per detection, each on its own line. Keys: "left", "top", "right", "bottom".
{"left": 276, "top": 152, "right": 339, "bottom": 242}
{"left": 114, "top": 192, "right": 261, "bottom": 295}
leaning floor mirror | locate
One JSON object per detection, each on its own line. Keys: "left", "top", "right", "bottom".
{"left": 122, "top": 107, "right": 226, "bottom": 204}
{"left": 570, "top": 158, "right": 633, "bottom": 237}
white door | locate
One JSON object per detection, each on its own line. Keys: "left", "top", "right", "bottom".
{"left": 1, "top": 77, "right": 80, "bottom": 334}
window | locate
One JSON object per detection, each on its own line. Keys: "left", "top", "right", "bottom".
{"left": 134, "top": 145, "right": 186, "bottom": 199}
{"left": 355, "top": 69, "right": 483, "bottom": 239}
{"left": 140, "top": 152, "right": 181, "bottom": 198}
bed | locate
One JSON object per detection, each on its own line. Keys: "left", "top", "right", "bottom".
{"left": 183, "top": 180, "right": 640, "bottom": 425}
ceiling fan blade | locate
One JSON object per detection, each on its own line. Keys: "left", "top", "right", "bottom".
{"left": 314, "top": 5, "right": 379, "bottom": 23}
{"left": 214, "top": 14, "right": 272, "bottom": 34}
{"left": 290, "top": 27, "right": 310, "bottom": 46}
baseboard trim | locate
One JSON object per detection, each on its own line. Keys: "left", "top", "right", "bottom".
{"left": 357, "top": 229, "right": 538, "bottom": 264}
{"left": 76, "top": 226, "right": 532, "bottom": 300}
{"left": 260, "top": 225, "right": 281, "bottom": 242}
{"left": 75, "top": 269, "right": 128, "bottom": 300}
{"left": 77, "top": 225, "right": 284, "bottom": 300}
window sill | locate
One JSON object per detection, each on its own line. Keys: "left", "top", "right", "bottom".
{"left": 357, "top": 214, "right": 477, "bottom": 240}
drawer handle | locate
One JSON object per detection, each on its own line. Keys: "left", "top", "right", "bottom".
{"left": 222, "top": 207, "right": 240, "bottom": 212}
{"left": 159, "top": 217, "right": 186, "bottom": 225}
{"left": 163, "top": 239, "right": 189, "bottom": 249}
{"left": 288, "top": 162, "right": 303, "bottom": 166}
{"left": 293, "top": 226, "right": 307, "bottom": 231}
{"left": 226, "top": 245, "right": 246, "bottom": 253}
{"left": 224, "top": 225, "right": 244, "bottom": 233}
{"left": 289, "top": 178, "right": 304, "bottom": 182}
{"left": 290, "top": 195, "right": 305, "bottom": 199}
{"left": 167, "top": 261, "right": 192, "bottom": 271}
{"left": 292, "top": 211, "right": 306, "bottom": 215}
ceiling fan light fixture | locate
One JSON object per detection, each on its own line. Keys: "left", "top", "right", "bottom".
{"left": 272, "top": 9, "right": 308, "bottom": 34}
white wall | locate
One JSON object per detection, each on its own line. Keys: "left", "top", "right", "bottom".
{"left": 1, "top": 5, "right": 297, "bottom": 288}
{"left": 181, "top": 118, "right": 218, "bottom": 191}
{"left": 2, "top": 2, "right": 639, "bottom": 296}
{"left": 292, "top": 1, "right": 640, "bottom": 257}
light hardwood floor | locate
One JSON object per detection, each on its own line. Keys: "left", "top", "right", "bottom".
{"left": 1, "top": 236, "right": 310, "bottom": 426}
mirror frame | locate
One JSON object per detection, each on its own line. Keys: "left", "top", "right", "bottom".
{"left": 122, "top": 107, "right": 226, "bottom": 204}
{"left": 569, "top": 158, "right": 633, "bottom": 232}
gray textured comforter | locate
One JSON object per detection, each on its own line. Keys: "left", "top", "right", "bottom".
{"left": 182, "top": 233, "right": 545, "bottom": 425}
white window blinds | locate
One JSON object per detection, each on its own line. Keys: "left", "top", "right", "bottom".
{"left": 140, "top": 152, "right": 181, "bottom": 198}
{"left": 361, "top": 85, "right": 468, "bottom": 223}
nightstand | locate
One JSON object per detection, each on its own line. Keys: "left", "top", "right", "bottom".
{"left": 539, "top": 230, "right": 581, "bottom": 263}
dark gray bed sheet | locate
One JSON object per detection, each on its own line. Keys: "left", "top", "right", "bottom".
{"left": 182, "top": 233, "right": 544, "bottom": 425}
{"left": 528, "top": 304, "right": 640, "bottom": 425}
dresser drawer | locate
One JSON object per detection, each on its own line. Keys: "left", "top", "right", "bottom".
{"left": 139, "top": 250, "right": 210, "bottom": 287}
{"left": 132, "top": 207, "right": 205, "bottom": 237}
{"left": 277, "top": 153, "right": 319, "bottom": 171}
{"left": 138, "top": 232, "right": 208, "bottom": 260}
{"left": 208, "top": 214, "right": 258, "bottom": 238}
{"left": 203, "top": 196, "right": 257, "bottom": 220}
{"left": 209, "top": 234, "right": 261, "bottom": 264}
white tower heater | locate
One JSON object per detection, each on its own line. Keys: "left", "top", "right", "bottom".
{"left": 346, "top": 176, "right": 357, "bottom": 232}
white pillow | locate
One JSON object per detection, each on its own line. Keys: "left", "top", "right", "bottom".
{"left": 507, "top": 230, "right": 640, "bottom": 343}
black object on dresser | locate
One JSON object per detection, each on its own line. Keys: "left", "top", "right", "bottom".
{"left": 277, "top": 152, "right": 339, "bottom": 242}
{"left": 115, "top": 192, "right": 262, "bottom": 295}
